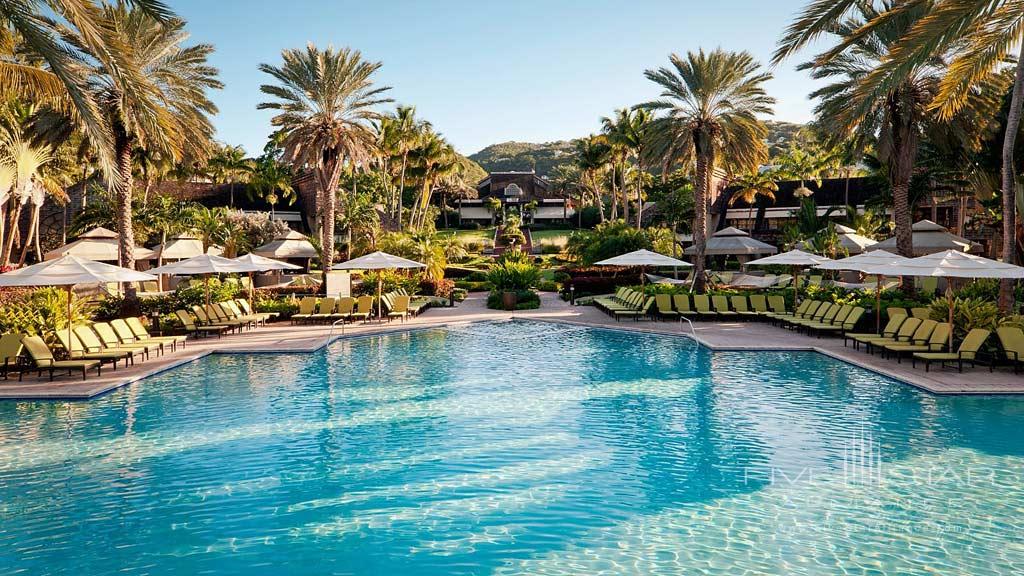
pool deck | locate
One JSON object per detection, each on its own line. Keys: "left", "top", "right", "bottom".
{"left": 1, "top": 292, "right": 1021, "bottom": 400}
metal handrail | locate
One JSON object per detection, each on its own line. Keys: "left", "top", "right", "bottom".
{"left": 328, "top": 318, "right": 346, "bottom": 339}
{"left": 679, "top": 316, "right": 696, "bottom": 339}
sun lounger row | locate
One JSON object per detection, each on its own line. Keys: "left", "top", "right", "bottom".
{"left": 770, "top": 301, "right": 867, "bottom": 337}
{"left": 1, "top": 317, "right": 187, "bottom": 382}
{"left": 290, "top": 296, "right": 375, "bottom": 324}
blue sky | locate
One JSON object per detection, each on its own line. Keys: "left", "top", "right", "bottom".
{"left": 175, "top": 0, "right": 822, "bottom": 156}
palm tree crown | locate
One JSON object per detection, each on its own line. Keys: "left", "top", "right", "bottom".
{"left": 641, "top": 48, "right": 774, "bottom": 292}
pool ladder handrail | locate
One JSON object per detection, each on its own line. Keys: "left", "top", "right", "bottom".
{"left": 679, "top": 316, "right": 696, "bottom": 339}
{"left": 328, "top": 317, "right": 346, "bottom": 339}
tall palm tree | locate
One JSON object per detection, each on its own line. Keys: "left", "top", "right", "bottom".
{"left": 602, "top": 107, "right": 652, "bottom": 227}
{"left": 641, "top": 49, "right": 774, "bottom": 292}
{"left": 826, "top": 0, "right": 1024, "bottom": 308}
{"left": 729, "top": 169, "right": 779, "bottom": 231}
{"left": 0, "top": 0, "right": 175, "bottom": 181}
{"left": 259, "top": 44, "right": 391, "bottom": 282}
{"left": 0, "top": 134, "right": 55, "bottom": 266}
{"left": 574, "top": 134, "right": 612, "bottom": 223}
{"left": 67, "top": 4, "right": 220, "bottom": 271}
{"left": 207, "top": 144, "right": 252, "bottom": 207}
{"left": 247, "top": 157, "right": 295, "bottom": 219}
{"left": 601, "top": 109, "right": 631, "bottom": 222}
{"left": 393, "top": 105, "right": 429, "bottom": 226}
{"left": 778, "top": 3, "right": 948, "bottom": 262}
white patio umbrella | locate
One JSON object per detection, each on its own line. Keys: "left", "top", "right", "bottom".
{"left": 0, "top": 255, "right": 156, "bottom": 348}
{"left": 815, "top": 250, "right": 912, "bottom": 331}
{"left": 149, "top": 254, "right": 260, "bottom": 307}
{"left": 746, "top": 250, "right": 832, "bottom": 303}
{"left": 332, "top": 251, "right": 426, "bottom": 319}
{"left": 684, "top": 227, "right": 778, "bottom": 257}
{"left": 867, "top": 219, "right": 981, "bottom": 255}
{"left": 864, "top": 250, "right": 1024, "bottom": 349}
{"left": 233, "top": 253, "right": 302, "bottom": 307}
{"left": 44, "top": 226, "right": 155, "bottom": 262}
{"left": 796, "top": 224, "right": 877, "bottom": 255}
{"left": 595, "top": 249, "right": 692, "bottom": 288}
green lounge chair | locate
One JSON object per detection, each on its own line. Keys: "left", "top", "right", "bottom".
{"left": 883, "top": 322, "right": 951, "bottom": 362}
{"left": 772, "top": 300, "right": 819, "bottom": 325}
{"left": 730, "top": 296, "right": 758, "bottom": 319}
{"left": 21, "top": 335, "right": 101, "bottom": 381}
{"left": 55, "top": 329, "right": 130, "bottom": 370}
{"left": 291, "top": 297, "right": 318, "bottom": 324}
{"left": 910, "top": 307, "right": 930, "bottom": 320}
{"left": 1, "top": 333, "right": 24, "bottom": 380}
{"left": 692, "top": 295, "right": 717, "bottom": 319}
{"left": 310, "top": 297, "right": 337, "bottom": 323}
{"left": 387, "top": 295, "right": 411, "bottom": 322}
{"left": 812, "top": 306, "right": 865, "bottom": 337}
{"left": 748, "top": 294, "right": 769, "bottom": 317}
{"left": 844, "top": 315, "right": 907, "bottom": 349}
{"left": 210, "top": 303, "right": 254, "bottom": 330}
{"left": 350, "top": 295, "right": 373, "bottom": 322}
{"left": 857, "top": 317, "right": 923, "bottom": 353}
{"left": 995, "top": 326, "right": 1024, "bottom": 374}
{"left": 800, "top": 304, "right": 853, "bottom": 333}
{"left": 192, "top": 305, "right": 242, "bottom": 332}
{"left": 615, "top": 297, "right": 655, "bottom": 321}
{"left": 886, "top": 307, "right": 908, "bottom": 320}
{"left": 331, "top": 297, "right": 355, "bottom": 323}
{"left": 237, "top": 299, "right": 276, "bottom": 322}
{"left": 913, "top": 328, "right": 990, "bottom": 372}
{"left": 655, "top": 294, "right": 679, "bottom": 319}
{"left": 90, "top": 323, "right": 158, "bottom": 360}
{"left": 711, "top": 295, "right": 738, "bottom": 318}
{"left": 124, "top": 317, "right": 187, "bottom": 351}
{"left": 790, "top": 302, "right": 836, "bottom": 329}
{"left": 876, "top": 319, "right": 937, "bottom": 357}
{"left": 176, "top": 310, "right": 228, "bottom": 338}
{"left": 768, "top": 295, "right": 788, "bottom": 314}
{"left": 223, "top": 301, "right": 263, "bottom": 327}
{"left": 920, "top": 276, "right": 939, "bottom": 296}
{"left": 672, "top": 294, "right": 696, "bottom": 318}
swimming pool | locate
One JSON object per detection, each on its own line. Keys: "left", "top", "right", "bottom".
{"left": 1, "top": 320, "right": 1022, "bottom": 574}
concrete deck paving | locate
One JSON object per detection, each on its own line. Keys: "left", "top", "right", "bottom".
{"left": 1, "top": 292, "right": 1021, "bottom": 400}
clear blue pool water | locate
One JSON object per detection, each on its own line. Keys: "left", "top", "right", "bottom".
{"left": 1, "top": 320, "right": 1023, "bottom": 575}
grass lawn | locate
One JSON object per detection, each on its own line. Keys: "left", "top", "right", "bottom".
{"left": 530, "top": 229, "right": 572, "bottom": 247}
{"left": 436, "top": 228, "right": 573, "bottom": 248}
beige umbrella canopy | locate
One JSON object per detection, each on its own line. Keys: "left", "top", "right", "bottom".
{"left": 796, "top": 224, "right": 877, "bottom": 255}
{"left": 867, "top": 220, "right": 981, "bottom": 256}
{"left": 44, "top": 227, "right": 155, "bottom": 262}
{"left": 595, "top": 249, "right": 692, "bottom": 287}
{"left": 865, "top": 250, "right": 1024, "bottom": 349}
{"left": 253, "top": 229, "right": 318, "bottom": 260}
{"left": 816, "top": 249, "right": 912, "bottom": 331}
{"left": 333, "top": 251, "right": 425, "bottom": 319}
{"left": 149, "top": 254, "right": 260, "bottom": 306}
{"left": 746, "top": 250, "right": 832, "bottom": 302}
{"left": 233, "top": 253, "right": 302, "bottom": 306}
{"left": 684, "top": 227, "right": 778, "bottom": 256}
{"left": 150, "top": 234, "right": 223, "bottom": 261}
{"left": 0, "top": 255, "right": 156, "bottom": 347}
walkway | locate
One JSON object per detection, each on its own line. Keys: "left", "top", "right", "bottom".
{"left": 1, "top": 292, "right": 1021, "bottom": 400}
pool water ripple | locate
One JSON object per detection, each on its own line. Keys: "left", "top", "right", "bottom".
{"left": 1, "top": 320, "right": 1023, "bottom": 575}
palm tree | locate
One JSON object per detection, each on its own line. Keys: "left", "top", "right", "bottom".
{"left": 641, "top": 49, "right": 774, "bottom": 292}
{"left": 729, "top": 169, "right": 778, "bottom": 231}
{"left": 69, "top": 4, "right": 221, "bottom": 270}
{"left": 407, "top": 130, "right": 459, "bottom": 230}
{"left": 191, "top": 205, "right": 227, "bottom": 254}
{"left": 822, "top": 0, "right": 1024, "bottom": 308}
{"left": 207, "top": 144, "right": 252, "bottom": 207}
{"left": 259, "top": 44, "right": 391, "bottom": 282}
{"left": 0, "top": 0, "right": 175, "bottom": 181}
{"left": 602, "top": 107, "right": 652, "bottom": 227}
{"left": 0, "top": 134, "right": 54, "bottom": 266}
{"left": 393, "top": 105, "right": 429, "bottom": 225}
{"left": 574, "top": 134, "right": 612, "bottom": 223}
{"left": 248, "top": 157, "right": 295, "bottom": 219}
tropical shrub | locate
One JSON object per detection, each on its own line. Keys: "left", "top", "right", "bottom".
{"left": 254, "top": 298, "right": 298, "bottom": 318}
{"left": 0, "top": 287, "right": 94, "bottom": 344}
{"left": 419, "top": 278, "right": 455, "bottom": 299}
{"left": 560, "top": 275, "right": 637, "bottom": 298}
{"left": 486, "top": 289, "right": 540, "bottom": 310}
{"left": 486, "top": 261, "right": 541, "bottom": 290}
{"left": 929, "top": 297, "right": 999, "bottom": 343}
{"left": 567, "top": 220, "right": 652, "bottom": 265}
{"left": 496, "top": 248, "right": 532, "bottom": 265}
{"left": 356, "top": 270, "right": 421, "bottom": 296}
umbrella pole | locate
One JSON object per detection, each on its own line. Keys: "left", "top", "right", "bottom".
{"left": 248, "top": 271, "right": 255, "bottom": 310}
{"left": 793, "top": 265, "right": 800, "bottom": 305}
{"left": 205, "top": 274, "right": 211, "bottom": 308}
{"left": 876, "top": 274, "right": 883, "bottom": 333}
{"left": 377, "top": 275, "right": 383, "bottom": 320}
{"left": 66, "top": 285, "right": 73, "bottom": 353}
{"left": 947, "top": 284, "right": 954, "bottom": 351}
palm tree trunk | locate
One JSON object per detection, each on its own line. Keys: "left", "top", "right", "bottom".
{"left": 998, "top": 57, "right": 1024, "bottom": 312}
{"left": 692, "top": 132, "right": 712, "bottom": 294}
{"left": 398, "top": 152, "right": 409, "bottom": 226}
{"left": 2, "top": 202, "right": 24, "bottom": 267}
{"left": 114, "top": 127, "right": 136, "bottom": 270}
{"left": 890, "top": 113, "right": 917, "bottom": 260}
{"left": 610, "top": 163, "right": 618, "bottom": 220}
{"left": 229, "top": 181, "right": 235, "bottom": 207}
{"left": 0, "top": 200, "right": 6, "bottom": 267}
{"left": 621, "top": 163, "right": 630, "bottom": 225}
{"left": 17, "top": 203, "right": 39, "bottom": 266}
{"left": 319, "top": 149, "right": 343, "bottom": 285}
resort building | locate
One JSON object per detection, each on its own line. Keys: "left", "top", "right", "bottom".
{"left": 457, "top": 171, "right": 575, "bottom": 225}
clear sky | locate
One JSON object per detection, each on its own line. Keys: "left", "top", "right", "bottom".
{"left": 174, "top": 0, "right": 822, "bottom": 157}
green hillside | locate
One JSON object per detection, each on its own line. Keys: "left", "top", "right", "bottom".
{"left": 467, "top": 121, "right": 804, "bottom": 178}
{"left": 468, "top": 141, "right": 576, "bottom": 178}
